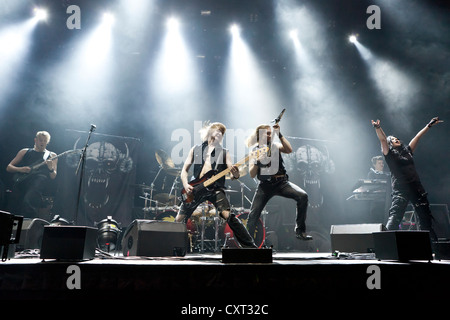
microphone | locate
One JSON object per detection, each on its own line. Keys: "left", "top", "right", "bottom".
{"left": 271, "top": 108, "right": 286, "bottom": 125}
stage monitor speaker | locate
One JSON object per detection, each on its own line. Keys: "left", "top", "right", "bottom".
{"left": 17, "top": 218, "right": 49, "bottom": 251}
{"left": 434, "top": 241, "right": 450, "bottom": 260}
{"left": 0, "top": 210, "right": 23, "bottom": 260}
{"left": 330, "top": 223, "right": 385, "bottom": 253}
{"left": 39, "top": 225, "right": 97, "bottom": 261}
{"left": 122, "top": 220, "right": 188, "bottom": 257}
{"left": 373, "top": 230, "right": 432, "bottom": 261}
{"left": 430, "top": 204, "right": 450, "bottom": 240}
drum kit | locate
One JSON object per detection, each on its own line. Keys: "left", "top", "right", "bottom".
{"left": 132, "top": 149, "right": 267, "bottom": 252}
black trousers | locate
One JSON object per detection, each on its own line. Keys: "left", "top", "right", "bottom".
{"left": 386, "top": 181, "right": 436, "bottom": 240}
{"left": 9, "top": 175, "right": 48, "bottom": 219}
{"left": 247, "top": 177, "right": 309, "bottom": 238}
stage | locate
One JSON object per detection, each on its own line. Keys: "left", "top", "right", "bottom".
{"left": 1, "top": 249, "right": 450, "bottom": 310}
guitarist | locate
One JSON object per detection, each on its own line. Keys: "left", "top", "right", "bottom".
{"left": 246, "top": 124, "right": 312, "bottom": 241}
{"left": 6, "top": 131, "right": 57, "bottom": 218}
{"left": 175, "top": 122, "right": 256, "bottom": 248}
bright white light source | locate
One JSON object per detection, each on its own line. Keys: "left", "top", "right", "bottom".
{"left": 34, "top": 8, "right": 48, "bottom": 21}
{"left": 289, "top": 29, "right": 298, "bottom": 40}
{"left": 167, "top": 17, "right": 179, "bottom": 30}
{"left": 349, "top": 35, "right": 357, "bottom": 43}
{"left": 102, "top": 12, "right": 115, "bottom": 26}
{"left": 230, "top": 24, "right": 240, "bottom": 36}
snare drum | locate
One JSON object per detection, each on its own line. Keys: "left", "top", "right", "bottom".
{"left": 223, "top": 212, "right": 265, "bottom": 248}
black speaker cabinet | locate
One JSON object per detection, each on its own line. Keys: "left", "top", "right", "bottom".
{"left": 330, "top": 223, "right": 385, "bottom": 253}
{"left": 373, "top": 231, "right": 433, "bottom": 261}
{"left": 0, "top": 210, "right": 23, "bottom": 260}
{"left": 17, "top": 218, "right": 49, "bottom": 251}
{"left": 430, "top": 204, "right": 450, "bottom": 240}
{"left": 122, "top": 220, "right": 188, "bottom": 257}
{"left": 39, "top": 226, "right": 97, "bottom": 260}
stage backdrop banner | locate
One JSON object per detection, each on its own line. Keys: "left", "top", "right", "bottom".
{"left": 54, "top": 130, "right": 140, "bottom": 227}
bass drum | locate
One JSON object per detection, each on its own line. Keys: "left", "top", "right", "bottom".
{"left": 155, "top": 209, "right": 196, "bottom": 234}
{"left": 223, "top": 212, "right": 265, "bottom": 248}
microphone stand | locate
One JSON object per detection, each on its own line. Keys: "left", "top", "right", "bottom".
{"left": 74, "top": 124, "right": 96, "bottom": 225}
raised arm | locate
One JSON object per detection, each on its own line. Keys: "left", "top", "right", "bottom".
{"left": 273, "top": 124, "right": 293, "bottom": 154}
{"left": 408, "top": 117, "right": 442, "bottom": 152}
{"left": 371, "top": 119, "right": 389, "bottom": 155}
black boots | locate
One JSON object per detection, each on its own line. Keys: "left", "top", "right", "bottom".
{"left": 227, "top": 214, "right": 257, "bottom": 248}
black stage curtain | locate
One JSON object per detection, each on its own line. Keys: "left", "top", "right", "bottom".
{"left": 54, "top": 130, "right": 140, "bottom": 228}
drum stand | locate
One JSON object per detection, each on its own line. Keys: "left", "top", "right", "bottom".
{"left": 199, "top": 206, "right": 221, "bottom": 253}
{"left": 238, "top": 180, "right": 252, "bottom": 208}
{"left": 168, "top": 176, "right": 180, "bottom": 207}
{"left": 139, "top": 166, "right": 165, "bottom": 219}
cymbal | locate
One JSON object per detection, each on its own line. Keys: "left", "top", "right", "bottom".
{"left": 154, "top": 193, "right": 176, "bottom": 204}
{"left": 130, "top": 184, "right": 152, "bottom": 190}
{"left": 164, "top": 168, "right": 181, "bottom": 176}
{"left": 155, "top": 149, "right": 175, "bottom": 168}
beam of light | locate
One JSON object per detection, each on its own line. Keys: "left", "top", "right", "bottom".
{"left": 374, "top": 0, "right": 450, "bottom": 113}
{"left": 42, "top": 13, "right": 116, "bottom": 127}
{"left": 0, "top": 17, "right": 39, "bottom": 108}
{"left": 352, "top": 39, "right": 419, "bottom": 130}
{"left": 276, "top": 0, "right": 353, "bottom": 140}
{"left": 148, "top": 16, "right": 207, "bottom": 146}
{"left": 223, "top": 24, "right": 281, "bottom": 131}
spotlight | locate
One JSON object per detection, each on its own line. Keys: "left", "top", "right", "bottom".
{"left": 349, "top": 34, "right": 358, "bottom": 43}
{"left": 289, "top": 29, "right": 298, "bottom": 40}
{"left": 167, "top": 17, "right": 179, "bottom": 30}
{"left": 33, "top": 8, "right": 48, "bottom": 21}
{"left": 96, "top": 216, "right": 121, "bottom": 253}
{"left": 102, "top": 12, "right": 115, "bottom": 25}
{"left": 230, "top": 24, "right": 240, "bottom": 35}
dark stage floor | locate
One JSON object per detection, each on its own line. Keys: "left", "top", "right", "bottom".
{"left": 1, "top": 249, "right": 450, "bottom": 311}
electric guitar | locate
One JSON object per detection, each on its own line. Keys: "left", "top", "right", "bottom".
{"left": 12, "top": 149, "right": 79, "bottom": 185}
{"left": 180, "top": 147, "right": 269, "bottom": 209}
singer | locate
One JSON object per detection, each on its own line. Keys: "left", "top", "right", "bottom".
{"left": 246, "top": 123, "right": 312, "bottom": 241}
{"left": 6, "top": 131, "right": 57, "bottom": 219}
{"left": 371, "top": 117, "right": 443, "bottom": 240}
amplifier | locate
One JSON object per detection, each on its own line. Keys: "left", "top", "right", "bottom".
{"left": 122, "top": 220, "right": 188, "bottom": 257}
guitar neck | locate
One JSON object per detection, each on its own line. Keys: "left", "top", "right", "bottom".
{"left": 203, "top": 155, "right": 249, "bottom": 187}
{"left": 30, "top": 150, "right": 73, "bottom": 170}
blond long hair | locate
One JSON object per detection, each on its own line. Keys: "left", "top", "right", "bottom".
{"left": 199, "top": 122, "right": 227, "bottom": 142}
{"left": 245, "top": 124, "right": 271, "bottom": 147}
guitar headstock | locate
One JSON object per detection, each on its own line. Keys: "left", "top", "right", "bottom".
{"left": 250, "top": 146, "right": 269, "bottom": 158}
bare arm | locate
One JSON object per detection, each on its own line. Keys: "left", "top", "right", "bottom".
{"left": 6, "top": 149, "right": 30, "bottom": 173}
{"left": 46, "top": 152, "right": 58, "bottom": 179}
{"left": 181, "top": 147, "right": 194, "bottom": 194}
{"left": 371, "top": 120, "right": 389, "bottom": 155}
{"left": 226, "top": 151, "right": 240, "bottom": 179}
{"left": 409, "top": 117, "right": 442, "bottom": 152}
